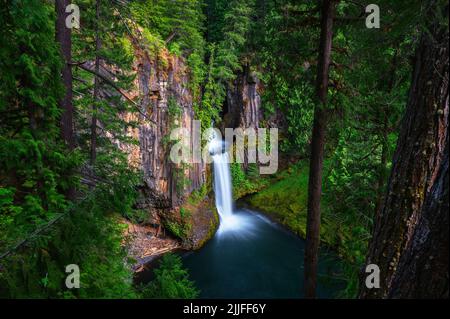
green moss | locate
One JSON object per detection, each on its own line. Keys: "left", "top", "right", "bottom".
{"left": 164, "top": 220, "right": 187, "bottom": 239}
{"left": 187, "top": 184, "right": 208, "bottom": 206}
{"left": 231, "top": 163, "right": 270, "bottom": 200}
{"left": 195, "top": 205, "right": 219, "bottom": 250}
{"left": 179, "top": 207, "right": 191, "bottom": 219}
{"left": 246, "top": 161, "right": 350, "bottom": 252}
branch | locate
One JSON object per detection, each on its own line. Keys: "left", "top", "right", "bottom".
{"left": 0, "top": 190, "right": 95, "bottom": 262}
{"left": 68, "top": 60, "right": 87, "bottom": 66}
{"left": 281, "top": 4, "right": 320, "bottom": 17}
{"left": 77, "top": 63, "right": 135, "bottom": 104}
{"left": 73, "top": 76, "right": 89, "bottom": 84}
{"left": 335, "top": 15, "right": 365, "bottom": 22}
{"left": 359, "top": 142, "right": 382, "bottom": 162}
{"left": 0, "top": 212, "right": 67, "bottom": 261}
{"left": 165, "top": 30, "right": 178, "bottom": 44}
{"left": 344, "top": 0, "right": 365, "bottom": 9}
{"left": 76, "top": 63, "right": 157, "bottom": 125}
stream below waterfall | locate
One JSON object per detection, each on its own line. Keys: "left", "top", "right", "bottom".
{"left": 136, "top": 136, "right": 345, "bottom": 298}
{"left": 180, "top": 207, "right": 344, "bottom": 298}
{"left": 179, "top": 136, "right": 344, "bottom": 298}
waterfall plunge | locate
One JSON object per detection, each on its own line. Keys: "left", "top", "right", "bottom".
{"left": 212, "top": 152, "right": 233, "bottom": 218}
{"left": 209, "top": 134, "right": 254, "bottom": 235}
{"left": 209, "top": 137, "right": 241, "bottom": 234}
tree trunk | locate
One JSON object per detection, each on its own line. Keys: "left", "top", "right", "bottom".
{"left": 359, "top": 0, "right": 449, "bottom": 298}
{"left": 55, "top": 0, "right": 75, "bottom": 149}
{"left": 304, "top": 0, "right": 336, "bottom": 299}
{"left": 90, "top": 0, "right": 102, "bottom": 166}
{"left": 389, "top": 139, "right": 448, "bottom": 298}
{"left": 56, "top": 0, "right": 76, "bottom": 200}
{"left": 374, "top": 118, "right": 388, "bottom": 217}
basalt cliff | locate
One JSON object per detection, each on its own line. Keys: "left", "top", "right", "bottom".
{"left": 90, "top": 28, "right": 265, "bottom": 258}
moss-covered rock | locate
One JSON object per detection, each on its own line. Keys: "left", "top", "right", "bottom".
{"left": 182, "top": 196, "right": 219, "bottom": 250}
{"left": 160, "top": 193, "right": 219, "bottom": 250}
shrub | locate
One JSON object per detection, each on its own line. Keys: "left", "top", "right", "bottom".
{"left": 139, "top": 254, "right": 199, "bottom": 299}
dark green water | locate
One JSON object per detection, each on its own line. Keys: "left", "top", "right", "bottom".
{"left": 181, "top": 208, "right": 344, "bottom": 298}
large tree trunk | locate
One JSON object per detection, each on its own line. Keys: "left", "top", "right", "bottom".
{"left": 359, "top": 0, "right": 449, "bottom": 298}
{"left": 55, "top": 0, "right": 75, "bottom": 149}
{"left": 304, "top": 0, "right": 336, "bottom": 299}
{"left": 389, "top": 139, "right": 448, "bottom": 298}
{"left": 374, "top": 118, "right": 388, "bottom": 217}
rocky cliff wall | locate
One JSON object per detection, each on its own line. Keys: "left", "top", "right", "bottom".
{"left": 122, "top": 44, "right": 206, "bottom": 211}
{"left": 225, "top": 65, "right": 262, "bottom": 130}
{"left": 223, "top": 65, "right": 264, "bottom": 170}
{"left": 116, "top": 32, "right": 218, "bottom": 249}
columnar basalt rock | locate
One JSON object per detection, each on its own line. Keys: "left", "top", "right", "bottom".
{"left": 225, "top": 65, "right": 262, "bottom": 130}
{"left": 224, "top": 66, "right": 264, "bottom": 170}
{"left": 124, "top": 47, "right": 206, "bottom": 209}
{"left": 108, "top": 33, "right": 217, "bottom": 249}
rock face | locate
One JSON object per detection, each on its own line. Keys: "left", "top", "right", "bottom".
{"left": 124, "top": 48, "right": 205, "bottom": 209}
{"left": 117, "top": 33, "right": 217, "bottom": 249}
{"left": 224, "top": 65, "right": 264, "bottom": 170}
{"left": 225, "top": 65, "right": 262, "bottom": 130}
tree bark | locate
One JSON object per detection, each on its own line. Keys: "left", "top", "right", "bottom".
{"left": 90, "top": 0, "right": 102, "bottom": 166}
{"left": 55, "top": 0, "right": 75, "bottom": 149}
{"left": 359, "top": 0, "right": 449, "bottom": 298}
{"left": 56, "top": 0, "right": 76, "bottom": 200}
{"left": 304, "top": 0, "right": 336, "bottom": 299}
{"left": 389, "top": 139, "right": 448, "bottom": 298}
{"left": 374, "top": 117, "right": 388, "bottom": 217}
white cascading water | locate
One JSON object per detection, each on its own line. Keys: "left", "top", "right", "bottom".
{"left": 209, "top": 133, "right": 253, "bottom": 235}
{"left": 209, "top": 135, "right": 238, "bottom": 233}
{"left": 212, "top": 152, "right": 233, "bottom": 217}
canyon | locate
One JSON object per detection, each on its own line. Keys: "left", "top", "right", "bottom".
{"left": 97, "top": 26, "right": 268, "bottom": 266}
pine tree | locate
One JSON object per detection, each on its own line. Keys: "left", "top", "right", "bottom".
{"left": 304, "top": 0, "right": 337, "bottom": 299}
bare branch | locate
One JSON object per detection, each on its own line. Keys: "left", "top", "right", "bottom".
{"left": 76, "top": 63, "right": 157, "bottom": 125}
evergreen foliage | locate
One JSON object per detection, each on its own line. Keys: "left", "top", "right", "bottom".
{"left": 139, "top": 254, "right": 199, "bottom": 298}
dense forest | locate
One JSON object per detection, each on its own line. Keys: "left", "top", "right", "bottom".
{"left": 0, "top": 0, "right": 448, "bottom": 299}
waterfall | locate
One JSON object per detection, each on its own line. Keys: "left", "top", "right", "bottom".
{"left": 212, "top": 151, "right": 233, "bottom": 218}
{"left": 209, "top": 133, "right": 254, "bottom": 235}
{"left": 209, "top": 135, "right": 238, "bottom": 233}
